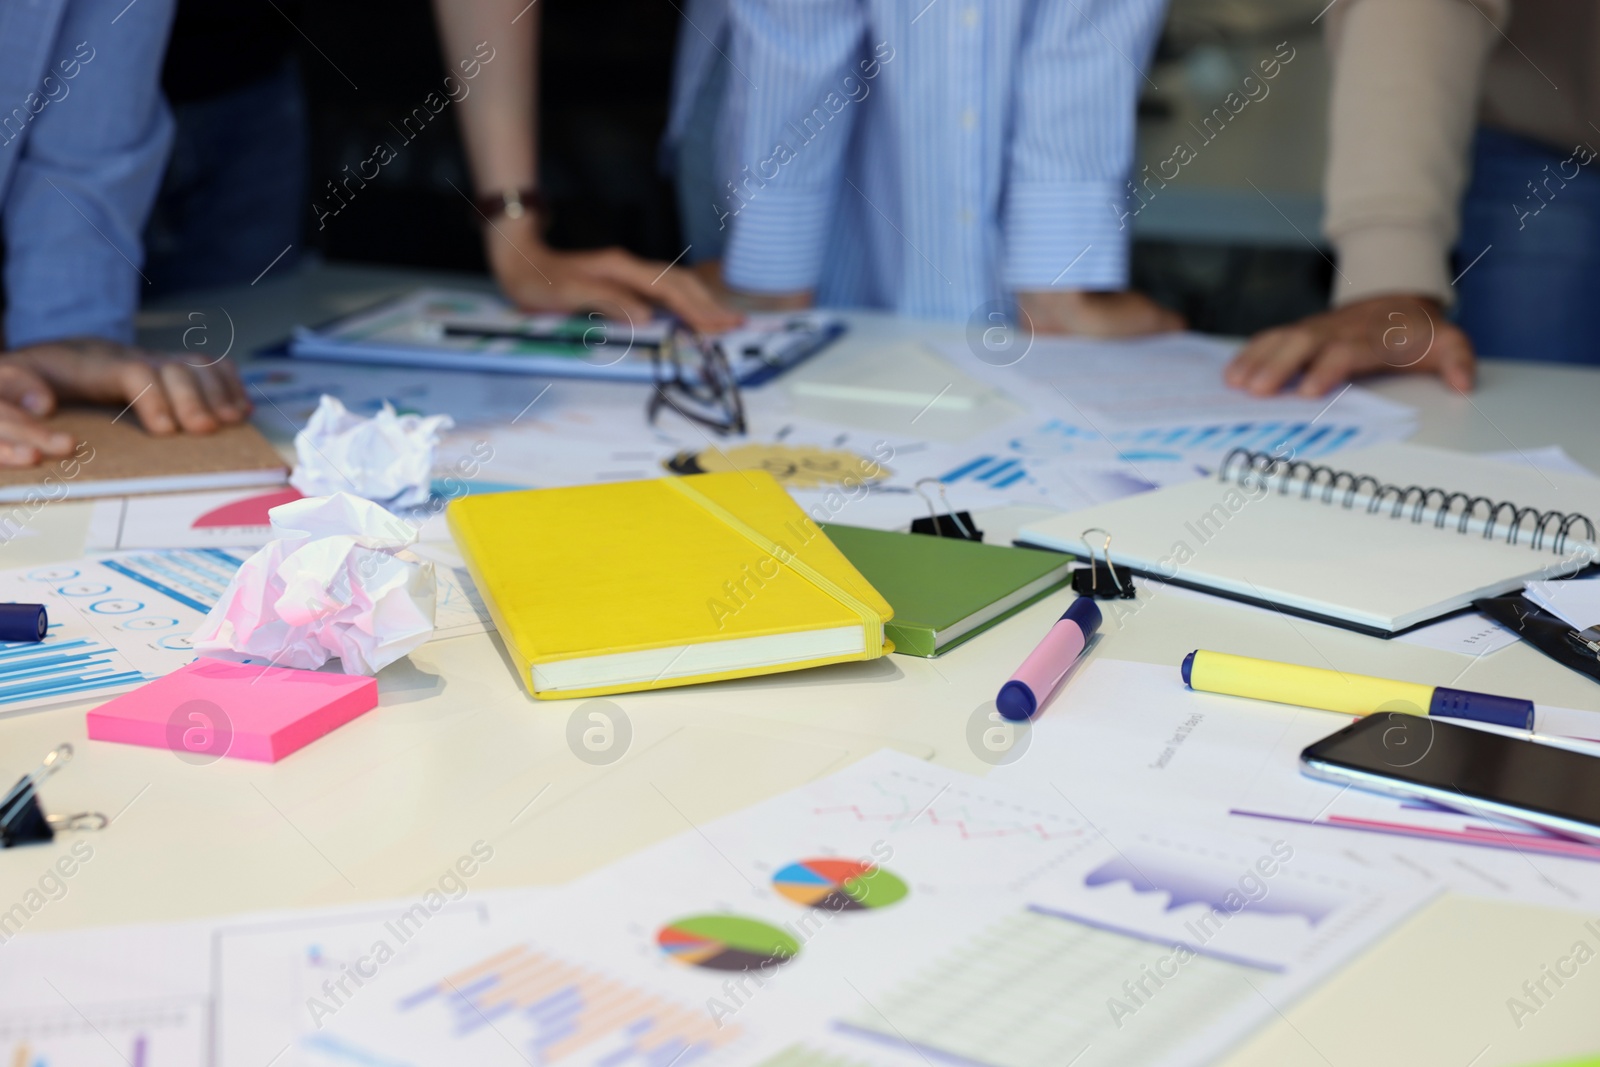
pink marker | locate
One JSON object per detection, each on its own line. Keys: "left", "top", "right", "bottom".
{"left": 996, "top": 598, "right": 1101, "bottom": 721}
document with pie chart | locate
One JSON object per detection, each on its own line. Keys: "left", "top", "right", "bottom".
{"left": 87, "top": 487, "right": 306, "bottom": 551}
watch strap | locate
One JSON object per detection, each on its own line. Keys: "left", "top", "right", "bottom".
{"left": 473, "top": 186, "right": 545, "bottom": 223}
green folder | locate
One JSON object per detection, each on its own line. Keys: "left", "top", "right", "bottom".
{"left": 822, "top": 524, "right": 1074, "bottom": 657}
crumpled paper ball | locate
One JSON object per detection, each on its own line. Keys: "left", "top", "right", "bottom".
{"left": 193, "top": 493, "right": 437, "bottom": 675}
{"left": 290, "top": 395, "right": 455, "bottom": 508}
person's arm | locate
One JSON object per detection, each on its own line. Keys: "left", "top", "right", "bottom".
{"left": 0, "top": 0, "right": 248, "bottom": 468}
{"left": 1226, "top": 0, "right": 1505, "bottom": 396}
{"left": 1007, "top": 0, "right": 1180, "bottom": 337}
{"left": 718, "top": 0, "right": 872, "bottom": 303}
{"left": 430, "top": 0, "right": 737, "bottom": 332}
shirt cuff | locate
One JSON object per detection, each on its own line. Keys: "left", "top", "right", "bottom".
{"left": 1003, "top": 180, "right": 1130, "bottom": 291}
{"left": 1330, "top": 223, "right": 1455, "bottom": 307}
{"left": 4, "top": 263, "right": 139, "bottom": 348}
{"left": 722, "top": 185, "right": 834, "bottom": 294}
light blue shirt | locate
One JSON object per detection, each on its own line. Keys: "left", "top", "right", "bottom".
{"left": 698, "top": 0, "right": 1165, "bottom": 320}
{"left": 0, "top": 0, "right": 175, "bottom": 347}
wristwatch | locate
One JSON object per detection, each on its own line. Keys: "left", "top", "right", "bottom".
{"left": 473, "top": 186, "right": 546, "bottom": 223}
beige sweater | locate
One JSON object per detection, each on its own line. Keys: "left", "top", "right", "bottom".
{"left": 1323, "top": 0, "right": 1596, "bottom": 305}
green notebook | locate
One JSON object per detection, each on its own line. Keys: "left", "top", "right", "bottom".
{"left": 821, "top": 524, "right": 1074, "bottom": 657}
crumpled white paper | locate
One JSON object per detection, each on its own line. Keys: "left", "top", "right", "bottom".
{"left": 290, "top": 395, "right": 455, "bottom": 508}
{"left": 193, "top": 493, "right": 437, "bottom": 675}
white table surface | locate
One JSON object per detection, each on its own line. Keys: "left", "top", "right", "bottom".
{"left": 3, "top": 262, "right": 1599, "bottom": 1066}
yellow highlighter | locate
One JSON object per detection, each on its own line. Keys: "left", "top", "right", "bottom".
{"left": 1181, "top": 649, "right": 1535, "bottom": 729}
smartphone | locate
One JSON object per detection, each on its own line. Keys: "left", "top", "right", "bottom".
{"left": 1301, "top": 714, "right": 1600, "bottom": 845}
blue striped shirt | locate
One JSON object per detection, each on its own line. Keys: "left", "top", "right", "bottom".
{"left": 699, "top": 0, "right": 1165, "bottom": 320}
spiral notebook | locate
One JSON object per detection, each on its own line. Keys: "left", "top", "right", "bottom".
{"left": 1016, "top": 443, "right": 1600, "bottom": 636}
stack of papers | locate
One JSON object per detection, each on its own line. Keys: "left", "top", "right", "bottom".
{"left": 0, "top": 750, "right": 1437, "bottom": 1067}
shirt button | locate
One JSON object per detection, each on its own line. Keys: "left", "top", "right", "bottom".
{"left": 963, "top": 7, "right": 978, "bottom": 27}
{"left": 959, "top": 209, "right": 975, "bottom": 225}
{"left": 961, "top": 108, "right": 977, "bottom": 130}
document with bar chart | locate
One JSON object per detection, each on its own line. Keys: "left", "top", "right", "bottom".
{"left": 0, "top": 550, "right": 244, "bottom": 715}
{"left": 0, "top": 997, "right": 206, "bottom": 1067}
{"left": 312, "top": 750, "right": 1433, "bottom": 1067}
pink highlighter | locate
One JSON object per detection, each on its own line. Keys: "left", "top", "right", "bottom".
{"left": 996, "top": 598, "right": 1101, "bottom": 721}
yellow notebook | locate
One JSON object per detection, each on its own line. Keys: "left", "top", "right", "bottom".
{"left": 447, "top": 472, "right": 894, "bottom": 699}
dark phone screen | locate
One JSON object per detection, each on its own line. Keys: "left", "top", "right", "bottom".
{"left": 1302, "top": 714, "right": 1600, "bottom": 828}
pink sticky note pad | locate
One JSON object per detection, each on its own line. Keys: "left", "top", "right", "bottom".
{"left": 86, "top": 657, "right": 378, "bottom": 763}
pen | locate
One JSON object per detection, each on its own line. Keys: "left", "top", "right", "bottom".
{"left": 1180, "top": 649, "right": 1535, "bottom": 730}
{"left": 440, "top": 320, "right": 666, "bottom": 350}
{"left": 996, "top": 598, "right": 1101, "bottom": 721}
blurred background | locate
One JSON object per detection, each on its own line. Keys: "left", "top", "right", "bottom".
{"left": 166, "top": 0, "right": 1335, "bottom": 337}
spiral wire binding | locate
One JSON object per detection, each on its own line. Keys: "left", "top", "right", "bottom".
{"left": 1217, "top": 447, "right": 1597, "bottom": 556}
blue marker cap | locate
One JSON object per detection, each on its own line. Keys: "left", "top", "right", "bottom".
{"left": 0, "top": 603, "right": 46, "bottom": 643}
{"left": 1063, "top": 596, "right": 1102, "bottom": 637}
{"left": 1180, "top": 650, "right": 1196, "bottom": 687}
{"left": 1429, "top": 687, "right": 1535, "bottom": 730}
{"left": 996, "top": 680, "right": 1036, "bottom": 722}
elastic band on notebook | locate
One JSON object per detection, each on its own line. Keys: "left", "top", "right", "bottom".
{"left": 662, "top": 478, "right": 884, "bottom": 657}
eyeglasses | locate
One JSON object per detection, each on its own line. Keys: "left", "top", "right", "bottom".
{"left": 647, "top": 327, "right": 747, "bottom": 436}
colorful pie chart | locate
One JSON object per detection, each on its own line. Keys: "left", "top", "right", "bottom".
{"left": 771, "top": 858, "right": 909, "bottom": 911}
{"left": 657, "top": 915, "right": 800, "bottom": 972}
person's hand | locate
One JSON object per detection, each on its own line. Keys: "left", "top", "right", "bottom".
{"left": 1227, "top": 294, "right": 1476, "bottom": 397}
{"left": 1015, "top": 290, "right": 1185, "bottom": 337}
{"left": 692, "top": 261, "right": 815, "bottom": 314}
{"left": 484, "top": 214, "right": 742, "bottom": 334}
{"left": 0, "top": 338, "right": 251, "bottom": 467}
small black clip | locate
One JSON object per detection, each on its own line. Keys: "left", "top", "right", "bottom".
{"left": 0, "top": 744, "right": 105, "bottom": 849}
{"left": 1070, "top": 527, "right": 1135, "bottom": 599}
{"left": 1565, "top": 624, "right": 1600, "bottom": 662}
{"left": 909, "top": 479, "right": 983, "bottom": 541}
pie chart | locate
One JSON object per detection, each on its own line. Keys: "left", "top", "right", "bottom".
{"left": 771, "top": 858, "right": 909, "bottom": 911}
{"left": 656, "top": 915, "right": 800, "bottom": 972}
{"left": 192, "top": 488, "right": 304, "bottom": 528}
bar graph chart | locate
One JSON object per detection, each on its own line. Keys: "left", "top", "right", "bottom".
{"left": 0, "top": 625, "right": 145, "bottom": 710}
{"left": 360, "top": 944, "right": 746, "bottom": 1066}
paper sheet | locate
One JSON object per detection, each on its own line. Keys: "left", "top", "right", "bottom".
{"left": 933, "top": 333, "right": 1417, "bottom": 468}
{"left": 0, "top": 550, "right": 247, "bottom": 715}
{"left": 1392, "top": 610, "right": 1521, "bottom": 657}
{"left": 0, "top": 890, "right": 551, "bottom": 1067}
{"left": 1480, "top": 445, "right": 1597, "bottom": 478}
{"left": 87, "top": 487, "right": 306, "bottom": 551}
{"left": 988, "top": 659, "right": 1600, "bottom": 910}
{"left": 314, "top": 750, "right": 1430, "bottom": 1067}
{"left": 1524, "top": 575, "right": 1600, "bottom": 630}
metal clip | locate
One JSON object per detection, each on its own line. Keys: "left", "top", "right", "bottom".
{"left": 0, "top": 743, "right": 72, "bottom": 815}
{"left": 1, "top": 744, "right": 107, "bottom": 847}
{"left": 1565, "top": 624, "right": 1600, "bottom": 661}
{"left": 1080, "top": 527, "right": 1125, "bottom": 594}
{"left": 912, "top": 478, "right": 976, "bottom": 540}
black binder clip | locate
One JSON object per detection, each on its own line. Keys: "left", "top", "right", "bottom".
{"left": 1071, "top": 527, "right": 1135, "bottom": 599}
{"left": 909, "top": 479, "right": 983, "bottom": 542}
{"left": 1567, "top": 624, "right": 1600, "bottom": 662}
{"left": 0, "top": 744, "right": 106, "bottom": 849}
